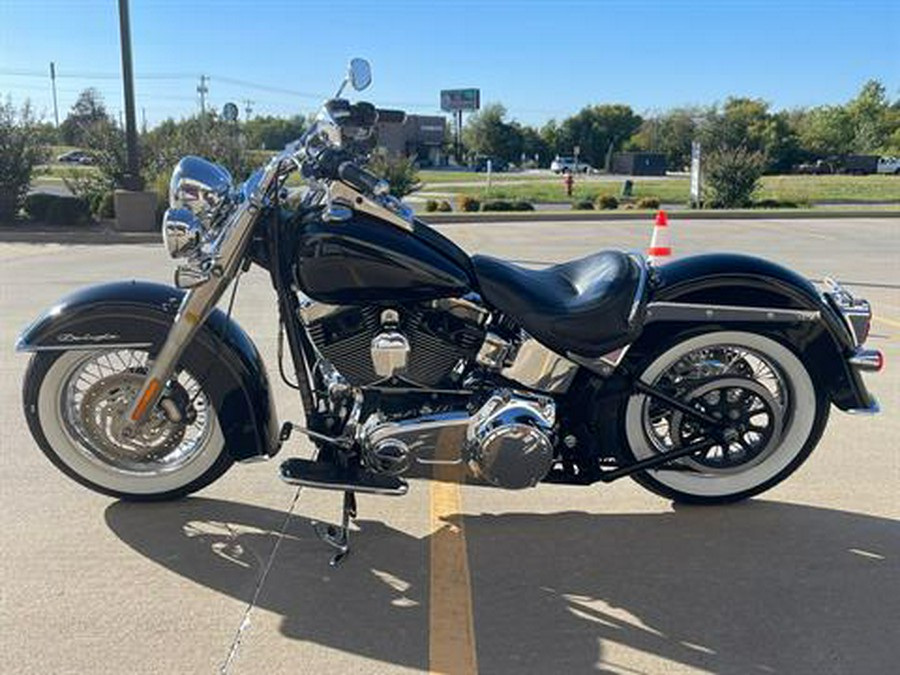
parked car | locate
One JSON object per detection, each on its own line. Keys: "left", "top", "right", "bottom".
{"left": 876, "top": 156, "right": 900, "bottom": 175}
{"left": 473, "top": 156, "right": 507, "bottom": 172}
{"left": 794, "top": 159, "right": 834, "bottom": 175}
{"left": 551, "top": 156, "right": 593, "bottom": 174}
{"left": 56, "top": 150, "right": 95, "bottom": 165}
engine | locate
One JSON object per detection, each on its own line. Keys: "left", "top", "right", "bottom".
{"left": 300, "top": 300, "right": 485, "bottom": 387}
{"left": 361, "top": 390, "right": 556, "bottom": 489}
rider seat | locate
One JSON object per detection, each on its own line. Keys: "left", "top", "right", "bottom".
{"left": 472, "top": 250, "right": 647, "bottom": 358}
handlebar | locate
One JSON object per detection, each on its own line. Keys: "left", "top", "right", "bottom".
{"left": 338, "top": 160, "right": 389, "bottom": 196}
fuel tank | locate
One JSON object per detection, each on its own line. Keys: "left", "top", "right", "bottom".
{"left": 295, "top": 212, "right": 476, "bottom": 304}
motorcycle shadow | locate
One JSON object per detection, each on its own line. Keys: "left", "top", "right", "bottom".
{"left": 105, "top": 498, "right": 899, "bottom": 674}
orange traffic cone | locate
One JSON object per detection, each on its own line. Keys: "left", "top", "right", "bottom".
{"left": 647, "top": 210, "right": 672, "bottom": 261}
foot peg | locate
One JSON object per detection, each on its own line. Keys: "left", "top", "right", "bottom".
{"left": 279, "top": 457, "right": 408, "bottom": 495}
{"left": 280, "top": 458, "right": 407, "bottom": 566}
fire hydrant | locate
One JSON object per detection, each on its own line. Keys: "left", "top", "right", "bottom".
{"left": 563, "top": 172, "right": 574, "bottom": 197}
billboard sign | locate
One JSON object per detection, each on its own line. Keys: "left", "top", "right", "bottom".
{"left": 440, "top": 89, "right": 480, "bottom": 112}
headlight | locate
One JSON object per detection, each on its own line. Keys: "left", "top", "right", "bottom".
{"left": 169, "top": 156, "right": 233, "bottom": 228}
{"left": 162, "top": 208, "right": 204, "bottom": 258}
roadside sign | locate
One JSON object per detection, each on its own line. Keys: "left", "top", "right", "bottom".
{"left": 440, "top": 89, "right": 480, "bottom": 112}
{"left": 690, "top": 141, "right": 702, "bottom": 207}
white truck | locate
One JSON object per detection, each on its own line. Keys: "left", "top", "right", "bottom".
{"left": 876, "top": 156, "right": 900, "bottom": 175}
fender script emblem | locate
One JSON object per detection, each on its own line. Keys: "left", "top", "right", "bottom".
{"left": 56, "top": 332, "right": 121, "bottom": 343}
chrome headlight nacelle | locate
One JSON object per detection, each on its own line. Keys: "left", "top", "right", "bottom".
{"left": 164, "top": 156, "right": 234, "bottom": 259}
{"left": 162, "top": 207, "right": 204, "bottom": 258}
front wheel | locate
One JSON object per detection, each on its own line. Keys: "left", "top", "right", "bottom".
{"left": 620, "top": 330, "right": 829, "bottom": 504}
{"left": 23, "top": 348, "right": 232, "bottom": 501}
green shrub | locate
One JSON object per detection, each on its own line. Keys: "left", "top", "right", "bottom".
{"left": 596, "top": 195, "right": 619, "bottom": 210}
{"left": 23, "top": 193, "right": 56, "bottom": 221}
{"left": 572, "top": 199, "right": 595, "bottom": 210}
{"left": 26, "top": 194, "right": 91, "bottom": 225}
{"left": 0, "top": 100, "right": 47, "bottom": 221}
{"left": 481, "top": 200, "right": 513, "bottom": 211}
{"left": 481, "top": 199, "right": 535, "bottom": 212}
{"left": 636, "top": 197, "right": 661, "bottom": 209}
{"left": 458, "top": 195, "right": 480, "bottom": 212}
{"left": 97, "top": 191, "right": 116, "bottom": 218}
{"left": 703, "top": 147, "right": 764, "bottom": 208}
{"left": 754, "top": 198, "right": 800, "bottom": 209}
{"left": 437, "top": 200, "right": 452, "bottom": 212}
{"left": 367, "top": 150, "right": 422, "bottom": 198}
{"left": 425, "top": 199, "right": 439, "bottom": 212}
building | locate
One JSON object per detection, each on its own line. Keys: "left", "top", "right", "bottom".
{"left": 376, "top": 114, "right": 447, "bottom": 166}
{"left": 611, "top": 152, "right": 667, "bottom": 176}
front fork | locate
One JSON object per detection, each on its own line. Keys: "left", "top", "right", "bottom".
{"left": 122, "top": 200, "right": 264, "bottom": 430}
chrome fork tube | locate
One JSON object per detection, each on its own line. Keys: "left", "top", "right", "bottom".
{"left": 123, "top": 200, "right": 263, "bottom": 426}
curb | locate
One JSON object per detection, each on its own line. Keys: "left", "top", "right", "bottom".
{"left": 423, "top": 209, "right": 900, "bottom": 224}
{"left": 2, "top": 209, "right": 898, "bottom": 245}
{"left": 0, "top": 226, "right": 161, "bottom": 245}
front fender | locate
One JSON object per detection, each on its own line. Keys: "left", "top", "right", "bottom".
{"left": 644, "top": 253, "right": 874, "bottom": 411}
{"left": 17, "top": 280, "right": 280, "bottom": 462}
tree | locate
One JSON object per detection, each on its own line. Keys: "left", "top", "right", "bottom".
{"left": 0, "top": 97, "right": 47, "bottom": 220}
{"left": 627, "top": 108, "right": 701, "bottom": 171}
{"left": 556, "top": 104, "right": 643, "bottom": 170}
{"left": 539, "top": 119, "right": 561, "bottom": 163}
{"left": 462, "top": 103, "right": 523, "bottom": 164}
{"left": 846, "top": 79, "right": 890, "bottom": 153}
{"left": 518, "top": 124, "right": 549, "bottom": 166}
{"left": 60, "top": 88, "right": 111, "bottom": 146}
{"left": 796, "top": 105, "right": 854, "bottom": 157}
{"left": 243, "top": 115, "right": 306, "bottom": 150}
{"left": 699, "top": 98, "right": 800, "bottom": 173}
{"left": 142, "top": 112, "right": 249, "bottom": 181}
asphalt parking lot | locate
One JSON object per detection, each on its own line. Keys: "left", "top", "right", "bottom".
{"left": 1, "top": 216, "right": 898, "bottom": 674}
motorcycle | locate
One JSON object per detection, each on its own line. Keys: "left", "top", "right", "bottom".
{"left": 17, "top": 60, "right": 882, "bottom": 565}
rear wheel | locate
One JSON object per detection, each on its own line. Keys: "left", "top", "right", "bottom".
{"left": 23, "top": 348, "right": 232, "bottom": 501}
{"left": 620, "top": 330, "right": 829, "bottom": 504}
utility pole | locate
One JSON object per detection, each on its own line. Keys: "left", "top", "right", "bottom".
{"left": 141, "top": 106, "right": 147, "bottom": 133}
{"left": 197, "top": 75, "right": 209, "bottom": 116}
{"left": 49, "top": 62, "right": 59, "bottom": 128}
{"left": 117, "top": 0, "right": 141, "bottom": 189}
{"left": 242, "top": 99, "right": 254, "bottom": 120}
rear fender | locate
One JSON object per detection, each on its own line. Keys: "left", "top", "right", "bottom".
{"left": 16, "top": 280, "right": 280, "bottom": 461}
{"left": 635, "top": 254, "right": 874, "bottom": 411}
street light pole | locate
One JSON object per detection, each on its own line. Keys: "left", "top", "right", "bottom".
{"left": 117, "top": 0, "right": 141, "bottom": 190}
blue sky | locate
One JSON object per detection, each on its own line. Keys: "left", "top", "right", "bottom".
{"left": 1, "top": 0, "right": 897, "bottom": 128}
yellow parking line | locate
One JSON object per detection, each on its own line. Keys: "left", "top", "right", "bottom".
{"left": 874, "top": 315, "right": 900, "bottom": 330}
{"left": 429, "top": 464, "right": 478, "bottom": 675}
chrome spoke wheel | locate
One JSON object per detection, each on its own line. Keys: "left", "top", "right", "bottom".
{"left": 624, "top": 331, "right": 823, "bottom": 502}
{"left": 59, "top": 349, "right": 213, "bottom": 475}
{"left": 27, "top": 348, "right": 229, "bottom": 499}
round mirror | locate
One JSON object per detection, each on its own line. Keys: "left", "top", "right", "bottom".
{"left": 349, "top": 58, "right": 372, "bottom": 91}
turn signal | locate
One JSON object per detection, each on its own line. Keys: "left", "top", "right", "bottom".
{"left": 849, "top": 349, "right": 884, "bottom": 372}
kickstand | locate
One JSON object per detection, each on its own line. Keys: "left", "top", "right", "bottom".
{"left": 313, "top": 491, "right": 357, "bottom": 567}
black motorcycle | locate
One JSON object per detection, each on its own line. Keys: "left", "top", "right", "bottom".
{"left": 17, "top": 60, "right": 882, "bottom": 564}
